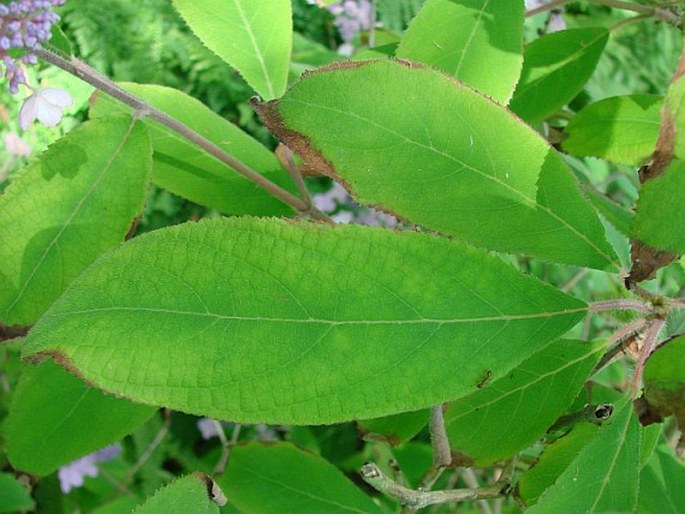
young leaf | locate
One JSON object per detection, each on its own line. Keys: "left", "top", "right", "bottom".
{"left": 632, "top": 159, "right": 685, "bottom": 254}
{"left": 23, "top": 218, "right": 587, "bottom": 424}
{"left": 255, "top": 59, "right": 619, "bottom": 270}
{"left": 132, "top": 473, "right": 224, "bottom": 514}
{"left": 525, "top": 400, "right": 642, "bottom": 513}
{"left": 510, "top": 28, "right": 609, "bottom": 124}
{"left": 216, "top": 442, "right": 382, "bottom": 514}
{"left": 172, "top": 0, "right": 291, "bottom": 100}
{"left": 444, "top": 339, "right": 603, "bottom": 466}
{"left": 357, "top": 409, "right": 430, "bottom": 446}
{"left": 0, "top": 116, "right": 152, "bottom": 326}
{"left": 5, "top": 360, "right": 155, "bottom": 476}
{"left": 563, "top": 95, "right": 662, "bottom": 166}
{"left": 0, "top": 473, "right": 34, "bottom": 513}
{"left": 396, "top": 0, "right": 524, "bottom": 104}
{"left": 90, "top": 84, "right": 294, "bottom": 216}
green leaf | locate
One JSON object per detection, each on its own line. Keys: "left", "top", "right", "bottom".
{"left": 357, "top": 409, "right": 429, "bottom": 446}
{"left": 216, "top": 442, "right": 382, "bottom": 514}
{"left": 5, "top": 360, "right": 155, "bottom": 476}
{"left": 510, "top": 28, "right": 609, "bottom": 124}
{"left": 0, "top": 116, "right": 152, "bottom": 326}
{"left": 133, "top": 473, "right": 223, "bottom": 514}
{"left": 23, "top": 218, "right": 587, "bottom": 424}
{"left": 563, "top": 95, "right": 662, "bottom": 166}
{"left": 583, "top": 186, "right": 634, "bottom": 236}
{"left": 90, "top": 84, "right": 293, "bottom": 216}
{"left": 643, "top": 334, "right": 685, "bottom": 430}
{"left": 526, "top": 400, "right": 642, "bottom": 513}
{"left": 638, "top": 446, "right": 685, "bottom": 514}
{"left": 396, "top": 0, "right": 524, "bottom": 104}
{"left": 0, "top": 473, "right": 34, "bottom": 513}
{"left": 172, "top": 0, "right": 291, "bottom": 100}
{"left": 256, "top": 59, "right": 618, "bottom": 270}
{"left": 632, "top": 159, "right": 685, "bottom": 254}
{"left": 444, "top": 339, "right": 603, "bottom": 466}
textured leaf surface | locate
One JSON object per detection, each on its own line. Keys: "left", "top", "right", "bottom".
{"left": 396, "top": 0, "right": 524, "bottom": 103}
{"left": 444, "top": 339, "right": 602, "bottom": 466}
{"left": 357, "top": 409, "right": 429, "bottom": 446}
{"left": 23, "top": 218, "right": 586, "bottom": 424}
{"left": 5, "top": 360, "right": 155, "bottom": 476}
{"left": 633, "top": 159, "right": 685, "bottom": 253}
{"left": 133, "top": 473, "right": 221, "bottom": 514}
{"left": 0, "top": 116, "right": 151, "bottom": 326}
{"left": 257, "top": 60, "right": 618, "bottom": 270}
{"left": 217, "top": 442, "right": 382, "bottom": 514}
{"left": 510, "top": 28, "right": 609, "bottom": 124}
{"left": 526, "top": 401, "right": 641, "bottom": 513}
{"left": 563, "top": 95, "right": 661, "bottom": 165}
{"left": 91, "top": 84, "right": 293, "bottom": 216}
{"left": 172, "top": 0, "right": 291, "bottom": 100}
{"left": 0, "top": 473, "right": 34, "bottom": 513}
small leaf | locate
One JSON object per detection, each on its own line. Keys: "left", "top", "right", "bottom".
{"left": 525, "top": 400, "right": 642, "bottom": 513}
{"left": 563, "top": 95, "right": 662, "bottom": 165}
{"left": 133, "top": 473, "right": 224, "bottom": 513}
{"left": 90, "top": 84, "right": 293, "bottom": 216}
{"left": 216, "top": 442, "right": 382, "bottom": 514}
{"left": 0, "top": 473, "right": 34, "bottom": 513}
{"left": 643, "top": 334, "right": 685, "bottom": 430}
{"left": 632, "top": 159, "right": 685, "bottom": 254}
{"left": 0, "top": 116, "right": 152, "bottom": 326}
{"left": 444, "top": 339, "right": 603, "bottom": 466}
{"left": 172, "top": 0, "right": 291, "bottom": 100}
{"left": 5, "top": 360, "right": 155, "bottom": 476}
{"left": 357, "top": 409, "right": 430, "bottom": 446}
{"left": 396, "top": 0, "right": 524, "bottom": 104}
{"left": 23, "top": 218, "right": 586, "bottom": 424}
{"left": 510, "top": 28, "right": 609, "bottom": 124}
{"left": 256, "top": 59, "right": 619, "bottom": 270}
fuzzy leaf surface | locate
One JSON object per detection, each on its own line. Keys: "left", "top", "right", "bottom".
{"left": 217, "top": 442, "right": 382, "bottom": 513}
{"left": 396, "top": 0, "right": 524, "bottom": 103}
{"left": 133, "top": 473, "right": 222, "bottom": 514}
{"left": 91, "top": 83, "right": 293, "bottom": 216}
{"left": 257, "top": 60, "right": 618, "bottom": 270}
{"left": 0, "top": 116, "right": 151, "bottom": 326}
{"left": 23, "top": 218, "right": 586, "bottom": 424}
{"left": 172, "top": 0, "right": 291, "bottom": 100}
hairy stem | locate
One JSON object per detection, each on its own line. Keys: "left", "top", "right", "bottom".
{"left": 631, "top": 318, "right": 666, "bottom": 396}
{"left": 34, "top": 47, "right": 329, "bottom": 218}
{"left": 592, "top": 0, "right": 682, "bottom": 25}
{"left": 525, "top": 0, "right": 572, "bottom": 18}
{"left": 421, "top": 404, "right": 452, "bottom": 489}
{"left": 589, "top": 299, "right": 651, "bottom": 315}
{"left": 592, "top": 317, "right": 648, "bottom": 374}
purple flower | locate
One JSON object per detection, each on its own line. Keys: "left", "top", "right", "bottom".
{"left": 57, "top": 444, "right": 122, "bottom": 494}
{"left": 18, "top": 86, "right": 72, "bottom": 129}
{"left": 327, "top": 0, "right": 375, "bottom": 44}
{"left": 0, "top": 0, "right": 66, "bottom": 93}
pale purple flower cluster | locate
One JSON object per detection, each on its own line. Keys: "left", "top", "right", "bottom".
{"left": 327, "top": 0, "right": 374, "bottom": 44}
{"left": 525, "top": 0, "right": 566, "bottom": 32}
{"left": 313, "top": 181, "right": 398, "bottom": 228}
{"left": 0, "top": 0, "right": 65, "bottom": 93}
{"left": 57, "top": 443, "right": 122, "bottom": 494}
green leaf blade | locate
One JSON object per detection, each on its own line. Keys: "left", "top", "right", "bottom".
{"left": 5, "top": 360, "right": 155, "bottom": 476}
{"left": 510, "top": 28, "right": 609, "bottom": 124}
{"left": 0, "top": 117, "right": 152, "bottom": 326}
{"left": 172, "top": 0, "right": 291, "bottom": 100}
{"left": 444, "top": 339, "right": 603, "bottom": 466}
{"left": 257, "top": 60, "right": 618, "bottom": 270}
{"left": 0, "top": 473, "right": 34, "bottom": 513}
{"left": 216, "top": 442, "right": 382, "bottom": 514}
{"left": 396, "top": 0, "right": 524, "bottom": 104}
{"left": 24, "top": 218, "right": 586, "bottom": 424}
{"left": 132, "top": 473, "right": 222, "bottom": 514}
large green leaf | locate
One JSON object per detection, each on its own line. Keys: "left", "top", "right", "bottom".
{"left": 91, "top": 84, "right": 293, "bottom": 216}
{"left": 526, "top": 400, "right": 642, "bottom": 513}
{"left": 216, "top": 442, "right": 382, "bottom": 514}
{"left": 0, "top": 473, "right": 34, "bottom": 513}
{"left": 396, "top": 0, "right": 524, "bottom": 104}
{"left": 638, "top": 446, "right": 685, "bottom": 513}
{"left": 133, "top": 473, "right": 223, "bottom": 514}
{"left": 256, "top": 60, "right": 618, "bottom": 270}
{"left": 633, "top": 159, "right": 685, "bottom": 254}
{"left": 23, "top": 218, "right": 586, "bottom": 424}
{"left": 0, "top": 116, "right": 151, "bottom": 326}
{"left": 444, "top": 339, "right": 603, "bottom": 466}
{"left": 563, "top": 95, "right": 662, "bottom": 166}
{"left": 5, "top": 360, "right": 155, "bottom": 476}
{"left": 510, "top": 28, "right": 609, "bottom": 124}
{"left": 172, "top": 0, "right": 291, "bottom": 100}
